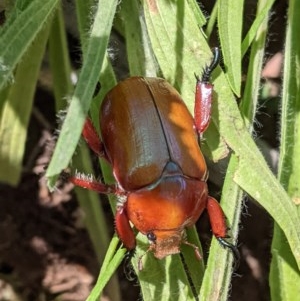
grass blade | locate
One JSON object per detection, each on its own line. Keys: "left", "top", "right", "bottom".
{"left": 46, "top": 0, "right": 118, "bottom": 186}
{"left": 48, "top": 3, "right": 73, "bottom": 111}
{"left": 120, "top": 0, "right": 157, "bottom": 77}
{"left": 241, "top": 0, "right": 275, "bottom": 57}
{"left": 86, "top": 237, "right": 126, "bottom": 301}
{"left": 270, "top": 0, "right": 300, "bottom": 298}
{"left": 0, "top": 22, "right": 51, "bottom": 185}
{"left": 218, "top": 0, "right": 244, "bottom": 96}
{"left": 200, "top": 155, "right": 242, "bottom": 300}
{"left": 0, "top": 0, "right": 59, "bottom": 90}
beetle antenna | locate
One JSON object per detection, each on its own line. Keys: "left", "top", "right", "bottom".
{"left": 217, "top": 237, "right": 240, "bottom": 270}
{"left": 137, "top": 243, "right": 156, "bottom": 271}
{"left": 201, "top": 47, "right": 220, "bottom": 83}
{"left": 179, "top": 253, "right": 199, "bottom": 301}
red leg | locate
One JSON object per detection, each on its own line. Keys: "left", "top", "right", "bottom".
{"left": 64, "top": 172, "right": 137, "bottom": 251}
{"left": 82, "top": 118, "right": 105, "bottom": 157}
{"left": 115, "top": 205, "right": 136, "bottom": 250}
{"left": 63, "top": 171, "right": 116, "bottom": 194}
{"left": 194, "top": 47, "right": 220, "bottom": 137}
{"left": 206, "top": 196, "right": 240, "bottom": 263}
{"left": 59, "top": 118, "right": 113, "bottom": 192}
{"left": 206, "top": 196, "right": 227, "bottom": 238}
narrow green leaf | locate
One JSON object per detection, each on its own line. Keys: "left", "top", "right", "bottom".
{"left": 48, "top": 3, "right": 73, "bottom": 111}
{"left": 75, "top": 0, "right": 95, "bottom": 48}
{"left": 205, "top": 2, "right": 218, "bottom": 39}
{"left": 270, "top": 0, "right": 300, "bottom": 298}
{"left": 276, "top": 0, "right": 300, "bottom": 201}
{"left": 86, "top": 237, "right": 126, "bottom": 301}
{"left": 241, "top": 0, "right": 276, "bottom": 57}
{"left": 0, "top": 23, "right": 51, "bottom": 185}
{"left": 240, "top": 0, "right": 268, "bottom": 134}
{"left": 218, "top": 0, "right": 244, "bottom": 96}
{"left": 200, "top": 155, "right": 242, "bottom": 300}
{"left": 186, "top": 0, "right": 207, "bottom": 26}
{"left": 46, "top": 0, "right": 118, "bottom": 186}
{"left": 270, "top": 227, "right": 300, "bottom": 301}
{"left": 120, "top": 0, "right": 157, "bottom": 76}
{"left": 0, "top": 0, "right": 59, "bottom": 89}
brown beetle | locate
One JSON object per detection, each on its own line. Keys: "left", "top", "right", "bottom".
{"left": 68, "top": 48, "right": 239, "bottom": 263}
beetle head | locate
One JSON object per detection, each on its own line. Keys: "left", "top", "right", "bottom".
{"left": 137, "top": 229, "right": 201, "bottom": 270}
{"left": 147, "top": 229, "right": 183, "bottom": 259}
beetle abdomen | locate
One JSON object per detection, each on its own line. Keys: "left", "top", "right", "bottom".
{"left": 100, "top": 77, "right": 207, "bottom": 191}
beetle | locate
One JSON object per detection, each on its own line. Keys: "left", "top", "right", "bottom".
{"left": 67, "top": 47, "right": 239, "bottom": 264}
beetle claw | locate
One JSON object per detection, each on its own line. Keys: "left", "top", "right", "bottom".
{"left": 123, "top": 250, "right": 137, "bottom": 281}
{"left": 60, "top": 170, "right": 71, "bottom": 182}
{"left": 216, "top": 237, "right": 240, "bottom": 270}
{"left": 194, "top": 72, "right": 200, "bottom": 82}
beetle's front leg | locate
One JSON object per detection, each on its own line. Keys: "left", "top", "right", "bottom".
{"left": 194, "top": 47, "right": 220, "bottom": 137}
{"left": 206, "top": 196, "right": 240, "bottom": 262}
{"left": 115, "top": 203, "right": 136, "bottom": 250}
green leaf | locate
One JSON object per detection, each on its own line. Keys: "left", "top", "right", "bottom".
{"left": 48, "top": 3, "right": 73, "bottom": 111}
{"left": 75, "top": 0, "right": 95, "bottom": 48}
{"left": 46, "top": 0, "right": 118, "bottom": 187}
{"left": 0, "top": 21, "right": 51, "bottom": 185}
{"left": 270, "top": 0, "right": 300, "bottom": 298}
{"left": 218, "top": 0, "right": 244, "bottom": 96}
{"left": 120, "top": 0, "right": 157, "bottom": 76}
{"left": 86, "top": 237, "right": 126, "bottom": 301}
{"left": 0, "top": 0, "right": 59, "bottom": 89}
{"left": 240, "top": 0, "right": 268, "bottom": 133}
{"left": 200, "top": 155, "right": 242, "bottom": 300}
{"left": 241, "top": 0, "right": 276, "bottom": 57}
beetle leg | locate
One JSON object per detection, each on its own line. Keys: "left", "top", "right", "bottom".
{"left": 194, "top": 47, "right": 220, "bottom": 137}
{"left": 82, "top": 118, "right": 105, "bottom": 157}
{"left": 206, "top": 196, "right": 240, "bottom": 262}
{"left": 115, "top": 204, "right": 136, "bottom": 250}
{"left": 206, "top": 196, "right": 227, "bottom": 237}
{"left": 62, "top": 171, "right": 117, "bottom": 194}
